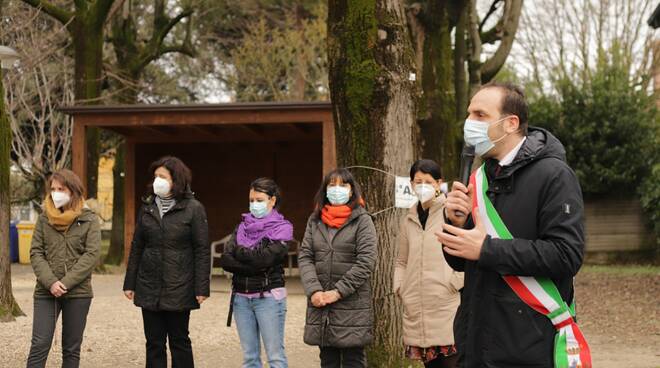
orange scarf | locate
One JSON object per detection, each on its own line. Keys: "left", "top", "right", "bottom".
{"left": 321, "top": 205, "right": 353, "bottom": 228}
{"left": 44, "top": 196, "right": 83, "bottom": 232}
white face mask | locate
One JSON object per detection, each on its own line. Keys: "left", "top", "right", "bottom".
{"left": 153, "top": 177, "right": 172, "bottom": 197}
{"left": 51, "top": 191, "right": 71, "bottom": 209}
{"left": 414, "top": 184, "right": 436, "bottom": 203}
{"left": 463, "top": 116, "right": 511, "bottom": 157}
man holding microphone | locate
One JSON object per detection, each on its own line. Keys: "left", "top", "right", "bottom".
{"left": 437, "top": 82, "right": 591, "bottom": 368}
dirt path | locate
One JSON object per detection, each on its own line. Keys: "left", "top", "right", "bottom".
{"left": 1, "top": 264, "right": 658, "bottom": 367}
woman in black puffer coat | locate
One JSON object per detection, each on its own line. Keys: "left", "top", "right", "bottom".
{"left": 123, "top": 156, "right": 210, "bottom": 368}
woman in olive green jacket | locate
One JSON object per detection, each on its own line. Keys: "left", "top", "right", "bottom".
{"left": 27, "top": 169, "right": 101, "bottom": 368}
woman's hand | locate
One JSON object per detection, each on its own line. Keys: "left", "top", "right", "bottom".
{"left": 311, "top": 291, "right": 326, "bottom": 308}
{"left": 196, "top": 296, "right": 208, "bottom": 304}
{"left": 49, "top": 281, "right": 67, "bottom": 297}
{"left": 321, "top": 290, "right": 341, "bottom": 305}
{"left": 124, "top": 290, "right": 134, "bottom": 300}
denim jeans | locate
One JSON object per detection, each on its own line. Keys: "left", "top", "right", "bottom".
{"left": 233, "top": 294, "right": 288, "bottom": 368}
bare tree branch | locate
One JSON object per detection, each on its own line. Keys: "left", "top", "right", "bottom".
{"left": 478, "top": 0, "right": 503, "bottom": 34}
{"left": 21, "top": 0, "right": 73, "bottom": 26}
{"left": 3, "top": 3, "right": 74, "bottom": 193}
{"left": 480, "top": 0, "right": 522, "bottom": 83}
{"left": 467, "top": 0, "right": 482, "bottom": 96}
{"left": 94, "top": 0, "right": 117, "bottom": 29}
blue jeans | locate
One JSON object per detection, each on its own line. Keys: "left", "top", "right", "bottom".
{"left": 233, "top": 295, "right": 288, "bottom": 368}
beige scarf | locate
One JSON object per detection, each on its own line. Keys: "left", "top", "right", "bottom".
{"left": 44, "top": 196, "right": 83, "bottom": 232}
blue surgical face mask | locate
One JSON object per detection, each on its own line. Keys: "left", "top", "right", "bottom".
{"left": 249, "top": 200, "right": 270, "bottom": 218}
{"left": 463, "top": 116, "right": 511, "bottom": 157}
{"left": 327, "top": 185, "right": 351, "bottom": 205}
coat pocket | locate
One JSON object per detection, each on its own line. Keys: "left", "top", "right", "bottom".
{"left": 485, "top": 294, "right": 552, "bottom": 366}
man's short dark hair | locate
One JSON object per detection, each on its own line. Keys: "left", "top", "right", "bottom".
{"left": 479, "top": 81, "right": 528, "bottom": 135}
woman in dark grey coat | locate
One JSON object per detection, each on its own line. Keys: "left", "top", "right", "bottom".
{"left": 298, "top": 168, "right": 377, "bottom": 368}
{"left": 123, "top": 156, "right": 210, "bottom": 368}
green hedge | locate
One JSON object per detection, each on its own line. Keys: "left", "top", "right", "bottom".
{"left": 529, "top": 63, "right": 659, "bottom": 244}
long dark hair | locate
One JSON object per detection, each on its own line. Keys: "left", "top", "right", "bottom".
{"left": 250, "top": 177, "right": 282, "bottom": 209}
{"left": 313, "top": 168, "right": 363, "bottom": 216}
{"left": 146, "top": 156, "right": 192, "bottom": 199}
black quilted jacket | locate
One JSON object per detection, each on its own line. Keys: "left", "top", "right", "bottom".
{"left": 123, "top": 192, "right": 210, "bottom": 311}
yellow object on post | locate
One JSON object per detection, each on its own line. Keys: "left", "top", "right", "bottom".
{"left": 17, "top": 222, "right": 35, "bottom": 264}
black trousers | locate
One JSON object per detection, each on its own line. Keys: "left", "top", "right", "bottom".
{"left": 319, "top": 346, "right": 366, "bottom": 368}
{"left": 424, "top": 354, "right": 459, "bottom": 368}
{"left": 141, "top": 309, "right": 194, "bottom": 368}
{"left": 26, "top": 297, "right": 92, "bottom": 368}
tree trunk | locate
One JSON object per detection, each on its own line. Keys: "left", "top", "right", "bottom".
{"left": 72, "top": 12, "right": 105, "bottom": 199}
{"left": 0, "top": 66, "right": 25, "bottom": 322}
{"left": 328, "top": 0, "right": 416, "bottom": 364}
{"left": 106, "top": 0, "right": 195, "bottom": 266}
{"left": 417, "top": 0, "right": 459, "bottom": 179}
{"left": 453, "top": 1, "right": 468, "bottom": 122}
{"left": 71, "top": 14, "right": 107, "bottom": 271}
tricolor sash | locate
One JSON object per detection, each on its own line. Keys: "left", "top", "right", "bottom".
{"left": 471, "top": 164, "right": 591, "bottom": 368}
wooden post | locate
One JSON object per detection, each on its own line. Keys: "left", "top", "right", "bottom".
{"left": 322, "top": 118, "right": 337, "bottom": 175}
{"left": 123, "top": 139, "right": 136, "bottom": 265}
{"left": 72, "top": 118, "right": 87, "bottom": 192}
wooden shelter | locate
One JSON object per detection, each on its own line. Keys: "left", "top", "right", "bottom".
{"left": 61, "top": 102, "right": 336, "bottom": 261}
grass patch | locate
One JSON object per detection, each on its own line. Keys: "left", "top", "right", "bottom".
{"left": 101, "top": 238, "right": 110, "bottom": 258}
{"left": 99, "top": 264, "right": 125, "bottom": 274}
{"left": 580, "top": 264, "right": 660, "bottom": 276}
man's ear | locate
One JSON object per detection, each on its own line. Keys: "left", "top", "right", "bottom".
{"left": 507, "top": 115, "right": 521, "bottom": 133}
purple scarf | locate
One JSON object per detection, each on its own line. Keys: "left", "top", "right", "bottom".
{"left": 236, "top": 209, "right": 293, "bottom": 249}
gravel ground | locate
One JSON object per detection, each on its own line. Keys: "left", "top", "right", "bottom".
{"left": 574, "top": 266, "right": 660, "bottom": 368}
{"left": 1, "top": 264, "right": 658, "bottom": 368}
{"left": 1, "top": 265, "right": 319, "bottom": 368}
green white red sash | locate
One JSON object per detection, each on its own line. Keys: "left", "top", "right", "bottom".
{"left": 471, "top": 164, "right": 591, "bottom": 368}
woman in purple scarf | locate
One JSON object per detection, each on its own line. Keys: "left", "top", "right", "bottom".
{"left": 219, "top": 178, "right": 293, "bottom": 368}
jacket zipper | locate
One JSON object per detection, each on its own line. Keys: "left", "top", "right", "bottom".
{"left": 322, "top": 221, "right": 338, "bottom": 347}
{"left": 147, "top": 205, "right": 166, "bottom": 305}
{"left": 63, "top": 229, "right": 69, "bottom": 275}
{"left": 419, "top": 223, "right": 426, "bottom": 345}
{"left": 321, "top": 314, "right": 329, "bottom": 347}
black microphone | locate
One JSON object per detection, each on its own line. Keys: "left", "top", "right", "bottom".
{"left": 454, "top": 145, "right": 475, "bottom": 218}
